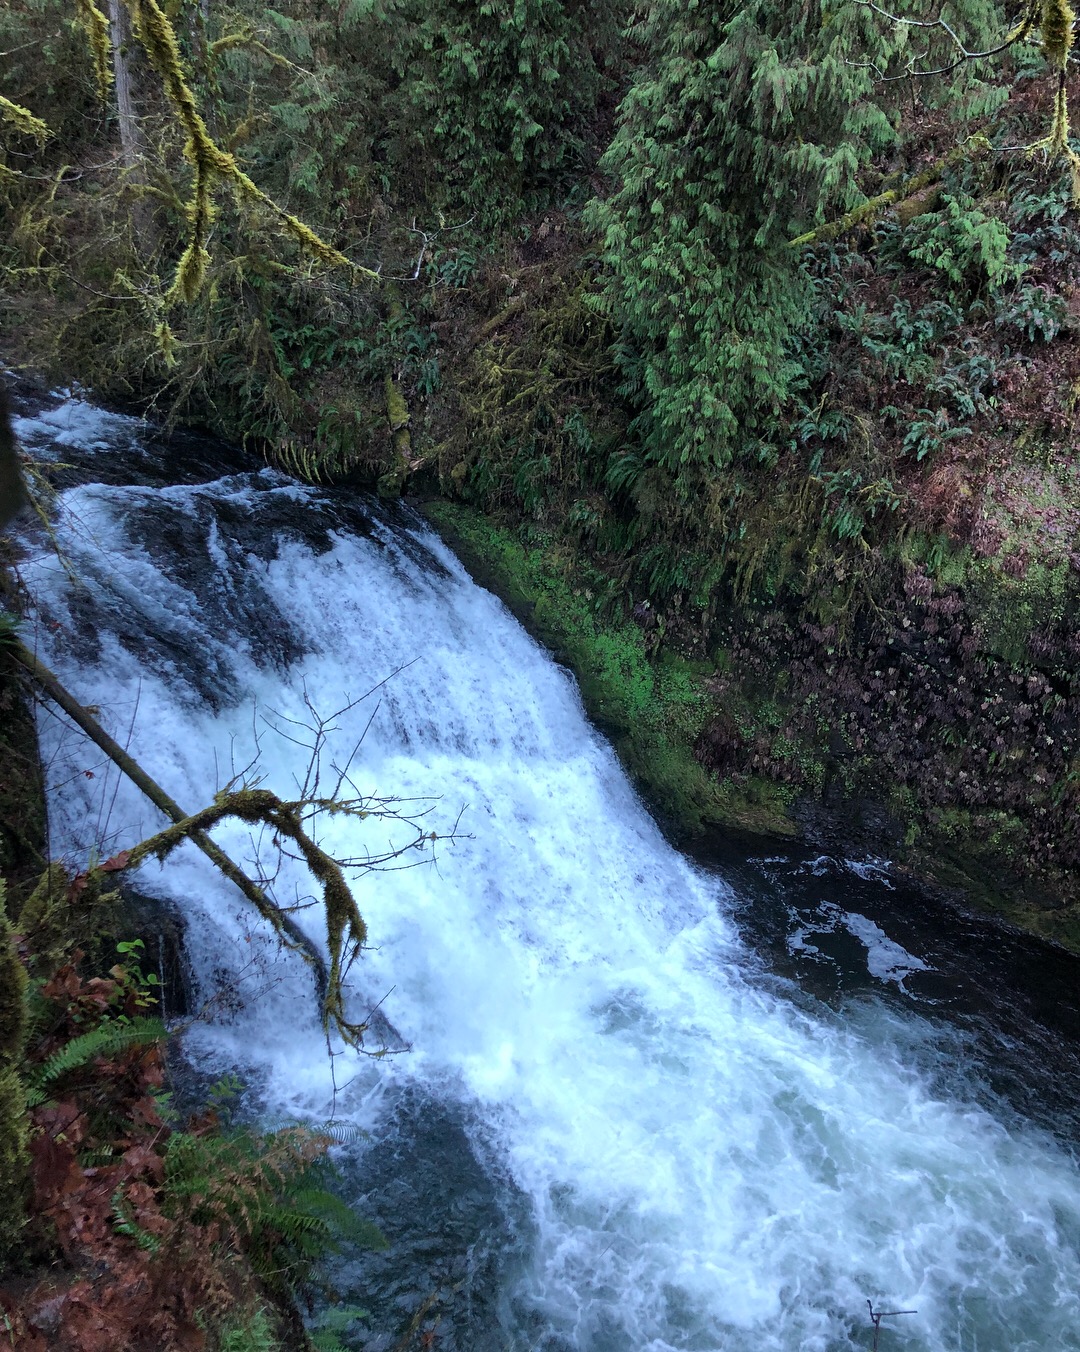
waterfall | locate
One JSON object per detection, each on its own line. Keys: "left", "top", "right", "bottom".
{"left": 15, "top": 393, "right": 1080, "bottom": 1352}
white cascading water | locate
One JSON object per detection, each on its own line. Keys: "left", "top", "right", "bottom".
{"left": 14, "top": 396, "right": 1080, "bottom": 1352}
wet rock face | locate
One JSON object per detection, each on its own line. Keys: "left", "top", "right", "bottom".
{"left": 0, "top": 384, "right": 27, "bottom": 532}
{"left": 695, "top": 579, "right": 1080, "bottom": 920}
{"left": 329, "top": 1090, "right": 533, "bottom": 1352}
{"left": 116, "top": 887, "right": 192, "bottom": 1021}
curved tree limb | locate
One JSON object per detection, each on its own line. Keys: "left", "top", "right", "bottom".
{"left": 852, "top": 0, "right": 1078, "bottom": 194}
{"left": 9, "top": 640, "right": 332, "bottom": 1009}
{"left": 853, "top": 0, "right": 1041, "bottom": 81}
{"left": 125, "top": 788, "right": 369, "bottom": 1045}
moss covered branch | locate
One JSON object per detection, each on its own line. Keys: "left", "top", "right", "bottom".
{"left": 74, "top": 0, "right": 113, "bottom": 103}
{"left": 125, "top": 788, "right": 369, "bottom": 1045}
{"left": 378, "top": 289, "right": 421, "bottom": 496}
{"left": 9, "top": 641, "right": 346, "bottom": 1029}
{"left": 121, "top": 0, "right": 378, "bottom": 303}
{"left": 790, "top": 134, "right": 991, "bottom": 249}
{"left": 0, "top": 96, "right": 51, "bottom": 145}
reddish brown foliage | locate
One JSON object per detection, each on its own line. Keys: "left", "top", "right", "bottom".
{"left": 0, "top": 958, "right": 254, "bottom": 1351}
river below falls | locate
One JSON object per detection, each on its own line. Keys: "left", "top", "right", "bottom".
{"left": 10, "top": 387, "right": 1080, "bottom": 1352}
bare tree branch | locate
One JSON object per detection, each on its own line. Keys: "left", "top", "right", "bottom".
{"left": 10, "top": 638, "right": 466, "bottom": 1053}
{"left": 853, "top": 0, "right": 1041, "bottom": 81}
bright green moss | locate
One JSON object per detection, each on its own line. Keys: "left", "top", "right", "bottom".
{"left": 423, "top": 502, "right": 800, "bottom": 838}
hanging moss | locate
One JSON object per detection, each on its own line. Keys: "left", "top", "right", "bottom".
{"left": 1041, "top": 0, "right": 1075, "bottom": 69}
{"left": 122, "top": 787, "right": 370, "bottom": 1047}
{"left": 1031, "top": 0, "right": 1080, "bottom": 190}
{"left": 122, "top": 0, "right": 377, "bottom": 303}
{"left": 0, "top": 96, "right": 50, "bottom": 145}
{"left": 74, "top": 0, "right": 113, "bottom": 104}
{"left": 153, "top": 318, "right": 178, "bottom": 366}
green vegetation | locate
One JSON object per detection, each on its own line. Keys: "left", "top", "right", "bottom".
{"left": 3, "top": 5, "right": 1080, "bottom": 1337}
{"left": 427, "top": 501, "right": 800, "bottom": 838}
{"left": 2, "top": 3, "right": 1079, "bottom": 921}
{"left": 0, "top": 887, "right": 29, "bottom": 1265}
{"left": 0, "top": 862, "right": 383, "bottom": 1349}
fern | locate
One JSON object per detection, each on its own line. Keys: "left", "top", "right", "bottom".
{"left": 308, "top": 1305, "right": 371, "bottom": 1352}
{"left": 218, "top": 1308, "right": 279, "bottom": 1352}
{"left": 162, "top": 1121, "right": 384, "bottom": 1287}
{"left": 111, "top": 1186, "right": 163, "bottom": 1253}
{"left": 25, "top": 1016, "right": 166, "bottom": 1106}
{"left": 905, "top": 192, "right": 1018, "bottom": 293}
{"left": 267, "top": 1184, "right": 387, "bottom": 1252}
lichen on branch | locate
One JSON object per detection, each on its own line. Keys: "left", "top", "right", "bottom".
{"left": 121, "top": 0, "right": 378, "bottom": 304}
{"left": 73, "top": 0, "right": 113, "bottom": 103}
{"left": 125, "top": 787, "right": 371, "bottom": 1047}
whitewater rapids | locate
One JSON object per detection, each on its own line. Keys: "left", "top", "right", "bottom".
{"left": 15, "top": 394, "right": 1080, "bottom": 1352}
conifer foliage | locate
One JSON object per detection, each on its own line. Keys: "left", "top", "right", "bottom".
{"left": 589, "top": 0, "right": 1005, "bottom": 488}
{"left": 399, "top": 0, "right": 621, "bottom": 226}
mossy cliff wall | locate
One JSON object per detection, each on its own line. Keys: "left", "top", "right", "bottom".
{"left": 424, "top": 502, "right": 1080, "bottom": 953}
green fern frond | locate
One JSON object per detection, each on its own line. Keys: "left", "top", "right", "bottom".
{"left": 282, "top": 1186, "right": 387, "bottom": 1250}
{"left": 256, "top": 1117, "right": 366, "bottom": 1147}
{"left": 217, "top": 1307, "right": 279, "bottom": 1352}
{"left": 0, "top": 613, "right": 20, "bottom": 649}
{"left": 78, "top": 1146, "right": 118, "bottom": 1168}
{"left": 308, "top": 1305, "right": 371, "bottom": 1351}
{"left": 26, "top": 1016, "right": 166, "bottom": 1105}
{"left": 111, "top": 1185, "right": 163, "bottom": 1253}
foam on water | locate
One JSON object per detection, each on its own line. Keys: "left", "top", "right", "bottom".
{"left": 788, "top": 901, "right": 930, "bottom": 992}
{"left": 16, "top": 404, "right": 1080, "bottom": 1352}
{"left": 12, "top": 393, "right": 147, "bottom": 457}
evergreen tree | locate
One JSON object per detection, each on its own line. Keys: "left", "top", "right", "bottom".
{"left": 588, "top": 0, "right": 1002, "bottom": 492}
{"left": 394, "top": 0, "right": 626, "bottom": 227}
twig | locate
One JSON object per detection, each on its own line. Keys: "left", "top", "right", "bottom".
{"left": 867, "top": 1300, "right": 917, "bottom": 1351}
{"left": 10, "top": 638, "right": 330, "bottom": 995}
{"left": 853, "top": 0, "right": 1039, "bottom": 80}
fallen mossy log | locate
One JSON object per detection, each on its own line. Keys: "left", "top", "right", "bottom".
{"left": 7, "top": 640, "right": 385, "bottom": 1044}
